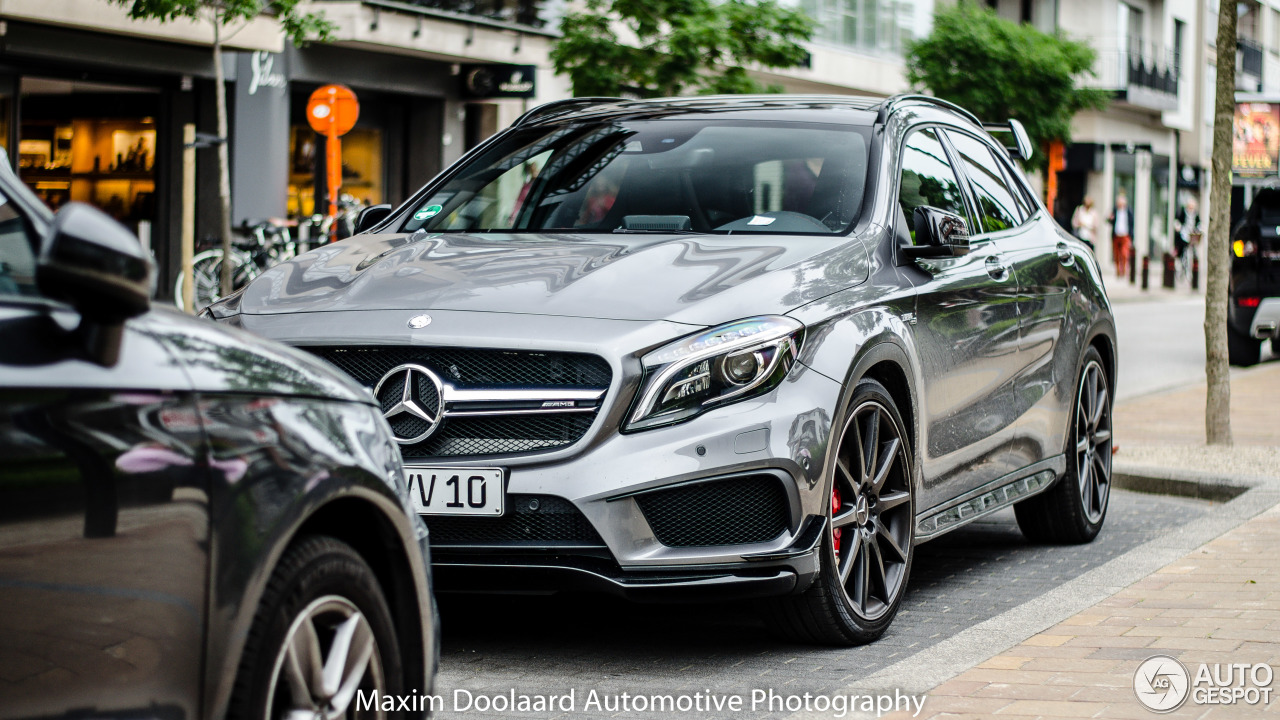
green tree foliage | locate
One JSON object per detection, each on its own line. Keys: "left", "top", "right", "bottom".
{"left": 552, "top": 0, "right": 814, "bottom": 98}
{"left": 109, "top": 0, "right": 332, "bottom": 295}
{"left": 905, "top": 2, "right": 1109, "bottom": 168}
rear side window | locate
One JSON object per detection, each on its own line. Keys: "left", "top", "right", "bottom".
{"left": 897, "top": 129, "right": 968, "bottom": 241}
{"left": 946, "top": 131, "right": 1026, "bottom": 234}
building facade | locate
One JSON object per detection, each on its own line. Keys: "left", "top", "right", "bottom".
{"left": 0, "top": 0, "right": 564, "bottom": 299}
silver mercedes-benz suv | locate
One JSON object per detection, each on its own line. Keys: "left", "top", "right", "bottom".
{"left": 206, "top": 94, "right": 1117, "bottom": 645}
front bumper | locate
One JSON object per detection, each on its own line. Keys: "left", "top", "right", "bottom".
{"left": 238, "top": 308, "right": 846, "bottom": 599}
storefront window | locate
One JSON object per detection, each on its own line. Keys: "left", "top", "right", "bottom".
{"left": 288, "top": 125, "right": 383, "bottom": 218}
{"left": 16, "top": 78, "right": 158, "bottom": 241}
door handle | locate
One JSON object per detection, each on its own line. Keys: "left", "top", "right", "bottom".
{"left": 1056, "top": 242, "right": 1074, "bottom": 266}
{"left": 985, "top": 254, "right": 1009, "bottom": 280}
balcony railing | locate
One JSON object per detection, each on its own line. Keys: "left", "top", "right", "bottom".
{"left": 1238, "top": 37, "right": 1264, "bottom": 91}
{"left": 1078, "top": 38, "right": 1179, "bottom": 112}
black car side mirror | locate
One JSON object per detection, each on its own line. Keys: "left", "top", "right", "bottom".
{"left": 354, "top": 204, "right": 394, "bottom": 234}
{"left": 36, "top": 203, "right": 152, "bottom": 364}
{"left": 903, "top": 206, "right": 972, "bottom": 259}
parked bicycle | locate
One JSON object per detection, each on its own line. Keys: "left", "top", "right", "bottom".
{"left": 173, "top": 218, "right": 298, "bottom": 313}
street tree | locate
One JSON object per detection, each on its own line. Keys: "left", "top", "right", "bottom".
{"left": 109, "top": 0, "right": 333, "bottom": 295}
{"left": 1205, "top": 0, "right": 1235, "bottom": 445}
{"left": 904, "top": 1, "right": 1109, "bottom": 171}
{"left": 551, "top": 0, "right": 813, "bottom": 98}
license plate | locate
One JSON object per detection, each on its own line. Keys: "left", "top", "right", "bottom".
{"left": 405, "top": 467, "right": 504, "bottom": 516}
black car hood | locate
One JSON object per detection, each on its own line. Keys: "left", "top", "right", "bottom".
{"left": 235, "top": 230, "right": 870, "bottom": 326}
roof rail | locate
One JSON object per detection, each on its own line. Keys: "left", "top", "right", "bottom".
{"left": 878, "top": 94, "right": 982, "bottom": 127}
{"left": 514, "top": 97, "right": 625, "bottom": 127}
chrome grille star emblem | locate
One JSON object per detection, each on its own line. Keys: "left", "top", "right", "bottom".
{"left": 372, "top": 364, "right": 444, "bottom": 444}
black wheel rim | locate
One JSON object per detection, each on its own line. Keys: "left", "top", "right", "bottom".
{"left": 1076, "top": 359, "right": 1112, "bottom": 524}
{"left": 829, "top": 400, "right": 912, "bottom": 621}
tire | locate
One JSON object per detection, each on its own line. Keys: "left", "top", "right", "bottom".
{"left": 764, "top": 378, "right": 915, "bottom": 645}
{"left": 227, "top": 536, "right": 403, "bottom": 720}
{"left": 1271, "top": 337, "right": 1279, "bottom": 359}
{"left": 1015, "top": 346, "right": 1113, "bottom": 544}
{"left": 173, "top": 248, "right": 254, "bottom": 313}
{"left": 1228, "top": 325, "right": 1262, "bottom": 366}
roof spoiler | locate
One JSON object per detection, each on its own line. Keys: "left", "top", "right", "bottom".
{"left": 984, "top": 119, "right": 1034, "bottom": 161}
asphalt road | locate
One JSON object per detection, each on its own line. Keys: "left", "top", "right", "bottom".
{"left": 432, "top": 490, "right": 1211, "bottom": 719}
{"left": 1113, "top": 295, "right": 1277, "bottom": 402}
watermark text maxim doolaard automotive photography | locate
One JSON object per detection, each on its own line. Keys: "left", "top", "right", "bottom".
{"left": 1133, "top": 655, "right": 1275, "bottom": 713}
{"left": 355, "top": 687, "right": 928, "bottom": 717}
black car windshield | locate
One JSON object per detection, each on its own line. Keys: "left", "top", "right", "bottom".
{"left": 403, "top": 119, "right": 871, "bottom": 235}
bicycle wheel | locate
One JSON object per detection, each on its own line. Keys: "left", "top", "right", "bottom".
{"left": 174, "top": 248, "right": 254, "bottom": 313}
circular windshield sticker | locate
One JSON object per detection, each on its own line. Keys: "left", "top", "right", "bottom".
{"left": 414, "top": 205, "right": 443, "bottom": 221}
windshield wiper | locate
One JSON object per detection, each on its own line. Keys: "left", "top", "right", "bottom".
{"left": 611, "top": 228, "right": 704, "bottom": 235}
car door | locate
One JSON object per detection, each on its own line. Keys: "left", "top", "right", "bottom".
{"left": 944, "top": 129, "right": 1073, "bottom": 470}
{"left": 895, "top": 127, "right": 1024, "bottom": 514}
{"left": 0, "top": 180, "right": 209, "bottom": 720}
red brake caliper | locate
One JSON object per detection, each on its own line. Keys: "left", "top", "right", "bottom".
{"left": 831, "top": 484, "right": 842, "bottom": 560}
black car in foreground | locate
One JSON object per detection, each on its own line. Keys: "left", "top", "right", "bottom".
{"left": 0, "top": 158, "right": 437, "bottom": 720}
{"left": 1229, "top": 187, "right": 1280, "bottom": 365}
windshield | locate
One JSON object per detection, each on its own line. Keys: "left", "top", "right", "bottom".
{"left": 403, "top": 119, "right": 871, "bottom": 235}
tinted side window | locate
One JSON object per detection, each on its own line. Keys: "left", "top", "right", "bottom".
{"left": 947, "top": 131, "right": 1025, "bottom": 233}
{"left": 898, "top": 129, "right": 967, "bottom": 241}
{"left": 0, "top": 188, "right": 39, "bottom": 299}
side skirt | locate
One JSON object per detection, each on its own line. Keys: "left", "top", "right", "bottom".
{"left": 914, "top": 455, "right": 1066, "bottom": 543}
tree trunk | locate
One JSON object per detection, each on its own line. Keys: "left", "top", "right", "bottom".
{"left": 1205, "top": 0, "right": 1235, "bottom": 446}
{"left": 212, "top": 21, "right": 235, "bottom": 297}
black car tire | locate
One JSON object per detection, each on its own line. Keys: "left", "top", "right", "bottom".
{"left": 228, "top": 536, "right": 403, "bottom": 720}
{"left": 1015, "top": 346, "right": 1112, "bottom": 544}
{"left": 765, "top": 378, "right": 915, "bottom": 645}
{"left": 1272, "top": 337, "right": 1280, "bottom": 359}
{"left": 1228, "top": 325, "right": 1262, "bottom": 366}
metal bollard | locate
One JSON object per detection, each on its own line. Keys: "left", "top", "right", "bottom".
{"left": 1129, "top": 249, "right": 1138, "bottom": 284}
{"left": 1141, "top": 255, "right": 1150, "bottom": 290}
{"left": 1192, "top": 257, "right": 1199, "bottom": 290}
{"left": 1162, "top": 252, "right": 1176, "bottom": 289}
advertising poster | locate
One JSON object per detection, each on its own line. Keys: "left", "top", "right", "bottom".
{"left": 1233, "top": 101, "right": 1280, "bottom": 176}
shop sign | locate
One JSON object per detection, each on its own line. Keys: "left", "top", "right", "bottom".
{"left": 248, "top": 51, "right": 286, "bottom": 95}
{"left": 1233, "top": 102, "right": 1280, "bottom": 176}
{"left": 462, "top": 64, "right": 537, "bottom": 99}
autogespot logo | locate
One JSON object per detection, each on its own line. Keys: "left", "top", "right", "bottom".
{"left": 1134, "top": 655, "right": 1190, "bottom": 713}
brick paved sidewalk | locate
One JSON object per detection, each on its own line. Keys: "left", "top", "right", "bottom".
{"left": 1114, "top": 362, "right": 1280, "bottom": 448}
{"left": 886, "top": 503, "right": 1280, "bottom": 719}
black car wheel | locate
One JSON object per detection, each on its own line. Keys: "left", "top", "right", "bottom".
{"left": 1228, "top": 325, "right": 1262, "bottom": 366}
{"left": 1015, "top": 346, "right": 1113, "bottom": 543}
{"left": 229, "top": 536, "right": 403, "bottom": 720}
{"left": 766, "top": 379, "right": 914, "bottom": 645}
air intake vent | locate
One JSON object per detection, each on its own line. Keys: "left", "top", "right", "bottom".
{"left": 635, "top": 475, "right": 789, "bottom": 548}
{"left": 426, "top": 494, "right": 604, "bottom": 547}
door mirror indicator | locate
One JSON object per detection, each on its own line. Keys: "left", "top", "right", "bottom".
{"left": 904, "top": 206, "right": 972, "bottom": 259}
{"left": 354, "top": 204, "right": 394, "bottom": 234}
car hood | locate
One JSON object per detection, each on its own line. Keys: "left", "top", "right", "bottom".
{"left": 234, "top": 230, "right": 870, "bottom": 326}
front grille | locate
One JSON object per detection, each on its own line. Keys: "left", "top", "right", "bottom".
{"left": 308, "top": 346, "right": 611, "bottom": 458}
{"left": 427, "top": 494, "right": 604, "bottom": 546}
{"left": 636, "top": 475, "right": 790, "bottom": 548}
{"left": 409, "top": 414, "right": 596, "bottom": 458}
{"left": 309, "top": 346, "right": 611, "bottom": 389}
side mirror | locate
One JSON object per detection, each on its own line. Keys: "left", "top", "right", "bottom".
{"left": 354, "top": 204, "right": 394, "bottom": 234}
{"left": 37, "top": 203, "right": 152, "bottom": 324}
{"left": 903, "top": 206, "right": 971, "bottom": 259}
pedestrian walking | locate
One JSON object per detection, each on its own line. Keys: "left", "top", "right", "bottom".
{"left": 1174, "top": 197, "right": 1202, "bottom": 285}
{"left": 1109, "top": 192, "right": 1134, "bottom": 279}
{"left": 1071, "top": 196, "right": 1099, "bottom": 250}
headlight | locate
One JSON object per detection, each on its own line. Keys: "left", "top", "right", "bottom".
{"left": 625, "top": 316, "right": 804, "bottom": 431}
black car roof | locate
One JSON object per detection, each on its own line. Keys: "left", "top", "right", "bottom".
{"left": 515, "top": 93, "right": 982, "bottom": 130}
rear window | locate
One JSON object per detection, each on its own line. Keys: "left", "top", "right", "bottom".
{"left": 404, "top": 120, "right": 871, "bottom": 235}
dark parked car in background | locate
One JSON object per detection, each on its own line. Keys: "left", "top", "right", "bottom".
{"left": 1228, "top": 187, "right": 1280, "bottom": 365}
{"left": 208, "top": 94, "right": 1118, "bottom": 646}
{"left": 0, "top": 159, "right": 437, "bottom": 720}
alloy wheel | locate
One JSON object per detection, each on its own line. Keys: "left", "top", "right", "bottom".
{"left": 1076, "top": 359, "right": 1112, "bottom": 524}
{"left": 266, "top": 595, "right": 386, "bottom": 720}
{"left": 830, "top": 400, "right": 913, "bottom": 621}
